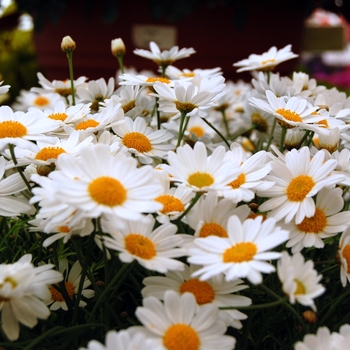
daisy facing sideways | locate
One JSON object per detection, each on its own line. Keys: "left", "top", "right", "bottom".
{"left": 142, "top": 264, "right": 251, "bottom": 329}
{"left": 257, "top": 146, "right": 345, "bottom": 224}
{"left": 135, "top": 290, "right": 236, "bottom": 350}
{"left": 233, "top": 44, "right": 298, "bottom": 72}
{"left": 188, "top": 215, "right": 289, "bottom": 284}
{"left": 277, "top": 251, "right": 325, "bottom": 311}
{"left": 102, "top": 214, "right": 185, "bottom": 273}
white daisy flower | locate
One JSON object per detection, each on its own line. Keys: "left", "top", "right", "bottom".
{"left": 154, "top": 169, "right": 195, "bottom": 224}
{"left": 186, "top": 191, "right": 250, "bottom": 239}
{"left": 277, "top": 251, "right": 325, "bottom": 311}
{"left": 0, "top": 156, "right": 33, "bottom": 216}
{"left": 249, "top": 90, "right": 323, "bottom": 130}
{"left": 48, "top": 258, "right": 94, "bottom": 311}
{"left": 294, "top": 326, "right": 349, "bottom": 350}
{"left": 284, "top": 187, "right": 350, "bottom": 253}
{"left": 31, "top": 72, "right": 87, "bottom": 97}
{"left": 112, "top": 116, "right": 174, "bottom": 164}
{"left": 165, "top": 65, "right": 222, "bottom": 80}
{"left": 0, "top": 105, "right": 58, "bottom": 150}
{"left": 79, "top": 329, "right": 163, "bottom": 350}
{"left": 0, "top": 254, "right": 63, "bottom": 341}
{"left": 152, "top": 74, "right": 226, "bottom": 119}
{"left": 135, "top": 290, "right": 236, "bottom": 350}
{"left": 142, "top": 264, "right": 251, "bottom": 329}
{"left": 12, "top": 90, "right": 64, "bottom": 112}
{"left": 337, "top": 226, "right": 350, "bottom": 287}
{"left": 31, "top": 144, "right": 163, "bottom": 223}
{"left": 161, "top": 141, "right": 241, "bottom": 193}
{"left": 188, "top": 215, "right": 289, "bottom": 284}
{"left": 76, "top": 77, "right": 116, "bottom": 111}
{"left": 233, "top": 44, "right": 298, "bottom": 72}
{"left": 258, "top": 146, "right": 345, "bottom": 224}
{"left": 133, "top": 41, "right": 196, "bottom": 68}
{"left": 220, "top": 143, "right": 274, "bottom": 203}
{"left": 118, "top": 73, "right": 173, "bottom": 87}
{"left": 0, "top": 80, "right": 10, "bottom": 95}
{"left": 102, "top": 214, "right": 185, "bottom": 273}
{"left": 10, "top": 130, "right": 94, "bottom": 167}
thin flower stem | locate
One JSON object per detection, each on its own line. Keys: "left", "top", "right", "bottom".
{"left": 259, "top": 283, "right": 306, "bottom": 332}
{"left": 8, "top": 143, "right": 33, "bottom": 195}
{"left": 161, "top": 65, "right": 167, "bottom": 78}
{"left": 279, "top": 126, "right": 287, "bottom": 152}
{"left": 23, "top": 324, "right": 105, "bottom": 350}
{"left": 221, "top": 110, "right": 230, "bottom": 138}
{"left": 200, "top": 117, "right": 230, "bottom": 148}
{"left": 265, "top": 117, "right": 276, "bottom": 151}
{"left": 176, "top": 111, "right": 187, "bottom": 148}
{"left": 117, "top": 55, "right": 125, "bottom": 74}
{"left": 156, "top": 97, "right": 161, "bottom": 130}
{"left": 88, "top": 260, "right": 137, "bottom": 323}
{"left": 297, "top": 130, "right": 311, "bottom": 149}
{"left": 66, "top": 51, "right": 76, "bottom": 106}
{"left": 174, "top": 192, "right": 203, "bottom": 223}
{"left": 220, "top": 297, "right": 287, "bottom": 310}
{"left": 72, "top": 230, "right": 96, "bottom": 326}
{"left": 230, "top": 125, "right": 256, "bottom": 142}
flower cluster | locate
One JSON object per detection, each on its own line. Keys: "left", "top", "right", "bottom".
{"left": 0, "top": 38, "right": 349, "bottom": 349}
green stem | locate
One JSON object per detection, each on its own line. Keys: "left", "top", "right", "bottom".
{"left": 174, "top": 192, "right": 202, "bottom": 223}
{"left": 220, "top": 297, "right": 288, "bottom": 310}
{"left": 265, "top": 117, "right": 276, "bottom": 151}
{"left": 230, "top": 125, "right": 256, "bottom": 142}
{"left": 23, "top": 324, "right": 104, "bottom": 350}
{"left": 72, "top": 230, "right": 96, "bottom": 325}
{"left": 88, "top": 260, "right": 137, "bottom": 323}
{"left": 161, "top": 65, "right": 167, "bottom": 78}
{"left": 297, "top": 130, "right": 311, "bottom": 149}
{"left": 8, "top": 143, "right": 33, "bottom": 195}
{"left": 279, "top": 126, "right": 287, "bottom": 152}
{"left": 156, "top": 97, "right": 161, "bottom": 130}
{"left": 66, "top": 51, "right": 76, "bottom": 106}
{"left": 176, "top": 111, "right": 187, "bottom": 148}
{"left": 200, "top": 117, "right": 230, "bottom": 148}
{"left": 259, "top": 283, "right": 306, "bottom": 331}
{"left": 117, "top": 55, "right": 125, "bottom": 74}
{"left": 221, "top": 110, "right": 230, "bottom": 138}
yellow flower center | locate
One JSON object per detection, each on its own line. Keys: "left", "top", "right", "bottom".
{"left": 0, "top": 121, "right": 27, "bottom": 138}
{"left": 0, "top": 277, "right": 17, "bottom": 290}
{"left": 187, "top": 172, "right": 214, "bottom": 189}
{"left": 223, "top": 242, "right": 257, "bottom": 263}
{"left": 75, "top": 119, "right": 99, "bottom": 130}
{"left": 297, "top": 208, "right": 327, "bottom": 233}
{"left": 276, "top": 108, "right": 302, "bottom": 123}
{"left": 146, "top": 77, "right": 171, "bottom": 84}
{"left": 262, "top": 58, "right": 276, "bottom": 65}
{"left": 242, "top": 139, "right": 254, "bottom": 152}
{"left": 55, "top": 88, "right": 73, "bottom": 97}
{"left": 188, "top": 126, "right": 204, "bottom": 138}
{"left": 182, "top": 72, "right": 195, "bottom": 78}
{"left": 35, "top": 147, "right": 66, "bottom": 161}
{"left": 251, "top": 113, "right": 268, "bottom": 133}
{"left": 122, "top": 100, "right": 136, "bottom": 113}
{"left": 124, "top": 234, "right": 156, "bottom": 259}
{"left": 58, "top": 226, "right": 71, "bottom": 233}
{"left": 175, "top": 101, "right": 197, "bottom": 114}
{"left": 294, "top": 279, "right": 306, "bottom": 295}
{"left": 88, "top": 176, "right": 127, "bottom": 206}
{"left": 163, "top": 324, "right": 200, "bottom": 350}
{"left": 286, "top": 175, "right": 315, "bottom": 202}
{"left": 50, "top": 281, "right": 75, "bottom": 302}
{"left": 155, "top": 195, "right": 185, "bottom": 214}
{"left": 122, "top": 132, "right": 152, "bottom": 153}
{"left": 34, "top": 96, "right": 50, "bottom": 106}
{"left": 179, "top": 278, "right": 215, "bottom": 305}
{"left": 317, "top": 119, "right": 329, "bottom": 128}
{"left": 199, "top": 223, "right": 228, "bottom": 238}
{"left": 342, "top": 244, "right": 350, "bottom": 273}
{"left": 228, "top": 173, "right": 246, "bottom": 189}
{"left": 48, "top": 113, "right": 68, "bottom": 121}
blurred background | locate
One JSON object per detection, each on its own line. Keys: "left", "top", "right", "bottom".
{"left": 0, "top": 0, "right": 349, "bottom": 104}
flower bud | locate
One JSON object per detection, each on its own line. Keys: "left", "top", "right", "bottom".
{"left": 111, "top": 38, "right": 126, "bottom": 57}
{"left": 61, "top": 36, "right": 76, "bottom": 52}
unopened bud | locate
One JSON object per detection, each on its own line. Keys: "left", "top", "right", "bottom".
{"left": 61, "top": 36, "right": 76, "bottom": 52}
{"left": 111, "top": 38, "right": 126, "bottom": 57}
{"left": 302, "top": 310, "right": 317, "bottom": 323}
